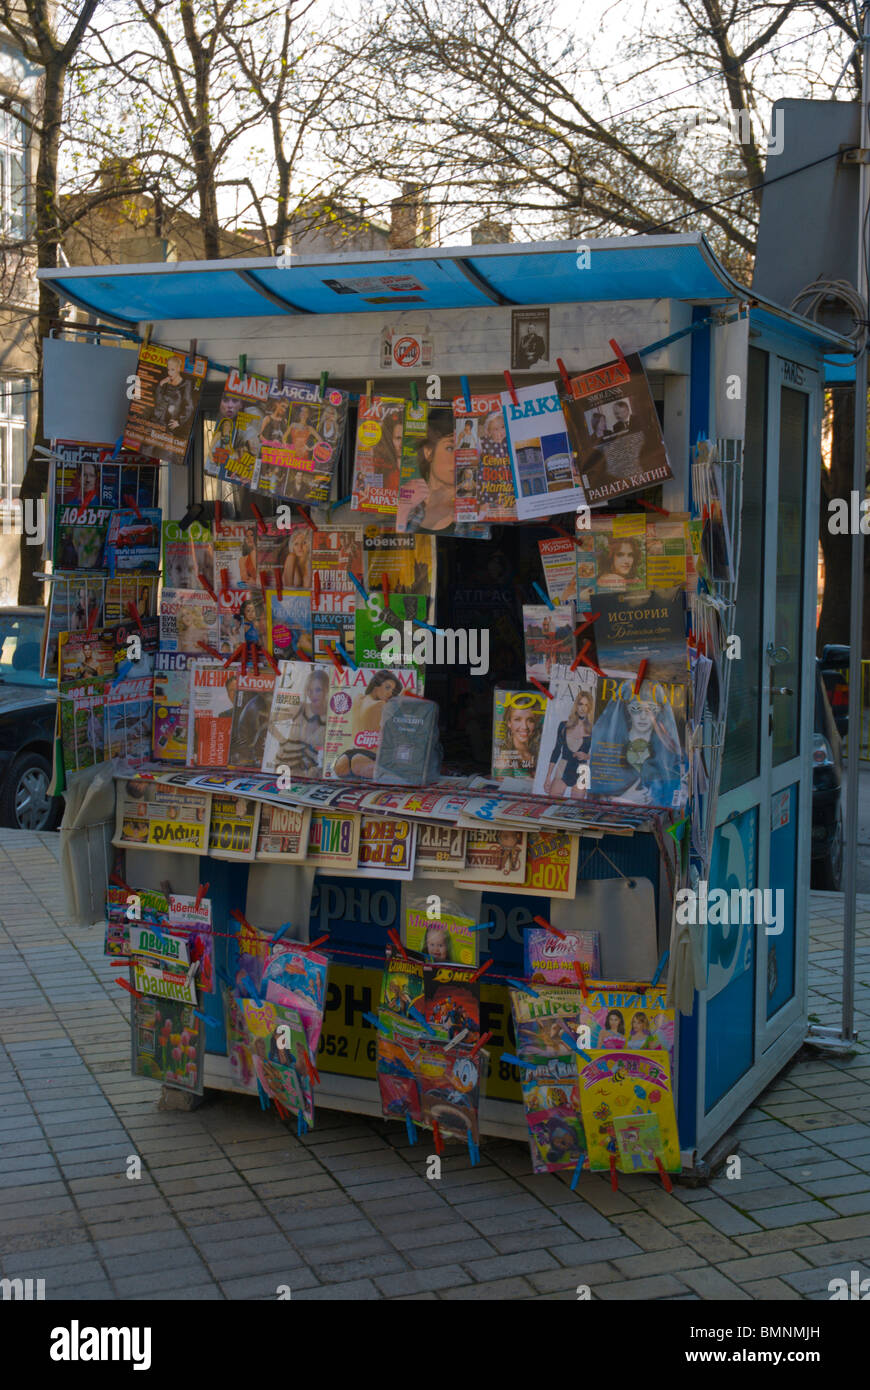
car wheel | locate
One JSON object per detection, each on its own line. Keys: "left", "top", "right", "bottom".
{"left": 0, "top": 752, "right": 62, "bottom": 832}
{"left": 813, "top": 804, "right": 844, "bottom": 892}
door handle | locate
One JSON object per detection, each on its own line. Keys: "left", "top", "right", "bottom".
{"left": 765, "top": 686, "right": 793, "bottom": 696}
{"left": 766, "top": 642, "right": 790, "bottom": 665}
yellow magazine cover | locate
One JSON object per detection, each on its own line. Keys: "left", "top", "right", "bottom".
{"left": 576, "top": 1047, "right": 680, "bottom": 1173}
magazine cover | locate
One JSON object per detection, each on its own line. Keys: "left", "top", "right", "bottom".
{"left": 265, "top": 589, "right": 313, "bottom": 661}
{"left": 521, "top": 1057, "right": 587, "bottom": 1175}
{"left": 162, "top": 519, "right": 214, "bottom": 590}
{"left": 153, "top": 651, "right": 201, "bottom": 762}
{"left": 346, "top": 815, "right": 416, "bottom": 879}
{"left": 452, "top": 391, "right": 516, "bottom": 524}
{"left": 255, "top": 802, "right": 312, "bottom": 861}
{"left": 107, "top": 612, "right": 159, "bottom": 676}
{"left": 533, "top": 665, "right": 598, "bottom": 798}
{"left": 41, "top": 576, "right": 105, "bottom": 677}
{"left": 59, "top": 679, "right": 106, "bottom": 775}
{"left": 206, "top": 367, "right": 271, "bottom": 482}
{"left": 353, "top": 594, "right": 428, "bottom": 681}
{"left": 491, "top": 687, "right": 547, "bottom": 783}
{"left": 130, "top": 994, "right": 204, "bottom": 1095}
{"left": 578, "top": 988, "right": 674, "bottom": 1060}
{"left": 159, "top": 588, "right": 220, "bottom": 654}
{"left": 424, "top": 962, "right": 480, "bottom": 1041}
{"left": 588, "top": 676, "right": 688, "bottom": 810}
{"left": 261, "top": 661, "right": 330, "bottom": 777}
{"left": 538, "top": 538, "right": 580, "bottom": 606}
{"left": 564, "top": 351, "right": 673, "bottom": 506}
{"left": 104, "top": 884, "right": 168, "bottom": 956}
{"left": 307, "top": 809, "right": 361, "bottom": 868}
{"left": 510, "top": 983, "right": 583, "bottom": 1058}
{"left": 228, "top": 670, "right": 275, "bottom": 768}
{"left": 394, "top": 401, "right": 489, "bottom": 536}
{"left": 123, "top": 342, "right": 208, "bottom": 463}
{"left": 57, "top": 628, "right": 116, "bottom": 682}
{"left": 594, "top": 588, "right": 688, "bottom": 688}
{"left": 418, "top": 1039, "right": 482, "bottom": 1141}
{"left": 254, "top": 378, "right": 348, "bottom": 504}
{"left": 167, "top": 891, "right": 214, "bottom": 995}
{"left": 261, "top": 942, "right": 329, "bottom": 1053}
{"left": 113, "top": 775, "right": 211, "bottom": 854}
{"left": 500, "top": 381, "right": 586, "bottom": 520}
{"left": 363, "top": 530, "right": 435, "bottom": 610}
{"left": 472, "top": 829, "right": 581, "bottom": 899}
{"left": 241, "top": 999, "right": 314, "bottom": 1124}
{"left": 128, "top": 922, "right": 189, "bottom": 971}
{"left": 351, "top": 396, "right": 405, "bottom": 514}
{"left": 403, "top": 900, "right": 478, "bottom": 966}
{"left": 104, "top": 507, "right": 161, "bottom": 575}
{"left": 50, "top": 441, "right": 159, "bottom": 515}
{"left": 414, "top": 824, "right": 468, "bottom": 878}
{"left": 188, "top": 662, "right": 238, "bottom": 768}
{"left": 524, "top": 925, "right": 601, "bottom": 985}
{"left": 105, "top": 575, "right": 158, "bottom": 626}
{"left": 522, "top": 603, "right": 576, "bottom": 683}
{"left": 577, "top": 512, "right": 647, "bottom": 600}
{"left": 212, "top": 521, "right": 265, "bottom": 590}
{"left": 130, "top": 957, "right": 197, "bottom": 1007}
{"left": 380, "top": 945, "right": 425, "bottom": 1019}
{"left": 323, "top": 665, "right": 418, "bottom": 779}
{"left": 457, "top": 827, "right": 527, "bottom": 885}
{"left": 105, "top": 675, "right": 153, "bottom": 761}
{"left": 208, "top": 794, "right": 261, "bottom": 861}
{"left": 577, "top": 1048, "right": 680, "bottom": 1172}
{"left": 377, "top": 1032, "right": 422, "bottom": 1123}
{"left": 53, "top": 501, "right": 113, "bottom": 571}
{"left": 312, "top": 526, "right": 363, "bottom": 656}
{"left": 644, "top": 514, "right": 692, "bottom": 588}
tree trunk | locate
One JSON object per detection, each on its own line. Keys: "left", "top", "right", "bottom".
{"left": 818, "top": 385, "right": 863, "bottom": 653}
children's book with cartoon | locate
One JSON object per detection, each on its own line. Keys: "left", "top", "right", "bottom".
{"left": 418, "top": 1039, "right": 482, "bottom": 1142}
{"left": 510, "top": 983, "right": 583, "bottom": 1058}
{"left": 576, "top": 1047, "right": 680, "bottom": 1172}
{"left": 376, "top": 1032, "right": 422, "bottom": 1124}
{"left": 130, "top": 994, "right": 204, "bottom": 1095}
{"left": 520, "top": 1057, "right": 587, "bottom": 1175}
{"left": 241, "top": 998, "right": 314, "bottom": 1124}
{"left": 578, "top": 990, "right": 674, "bottom": 1065}
{"left": 380, "top": 945, "right": 425, "bottom": 1022}
{"left": 260, "top": 942, "right": 328, "bottom": 1052}
{"left": 524, "top": 925, "right": 601, "bottom": 986}
{"left": 423, "top": 963, "right": 480, "bottom": 1042}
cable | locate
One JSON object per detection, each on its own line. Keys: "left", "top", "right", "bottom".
{"left": 790, "top": 278, "right": 868, "bottom": 349}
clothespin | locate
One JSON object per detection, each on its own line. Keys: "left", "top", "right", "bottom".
{"left": 199, "top": 572, "right": 219, "bottom": 604}
{"left": 224, "top": 643, "right": 244, "bottom": 669}
{"left": 364, "top": 379, "right": 374, "bottom": 408}
{"left": 432, "top": 1121, "right": 444, "bottom": 1155}
{"left": 573, "top": 961, "right": 590, "bottom": 1000}
{"left": 387, "top": 929, "right": 407, "bottom": 960}
{"left": 229, "top": 908, "right": 255, "bottom": 934}
{"left": 570, "top": 1153, "right": 585, "bottom": 1191}
{"left": 262, "top": 647, "right": 280, "bottom": 675}
{"left": 313, "top": 571, "right": 321, "bottom": 607}
{"left": 85, "top": 600, "right": 98, "bottom": 637}
{"left": 275, "top": 363, "right": 285, "bottom": 390}
{"left": 469, "top": 1031, "right": 491, "bottom": 1060}
{"left": 533, "top": 914, "right": 565, "bottom": 940}
{"left": 242, "top": 972, "right": 264, "bottom": 1007}
{"left": 121, "top": 493, "right": 144, "bottom": 521}
{"left": 188, "top": 338, "right": 198, "bottom": 364}
{"left": 271, "top": 922, "right": 293, "bottom": 946}
{"left": 251, "top": 642, "right": 260, "bottom": 676}
{"left": 609, "top": 1154, "right": 619, "bottom": 1191}
{"left": 214, "top": 499, "right": 222, "bottom": 534}
{"left": 608, "top": 338, "right": 629, "bottom": 375}
{"left": 556, "top": 357, "right": 572, "bottom": 394}
{"left": 300, "top": 934, "right": 329, "bottom": 951}
{"left": 296, "top": 508, "right": 316, "bottom": 532}
{"left": 527, "top": 676, "right": 552, "bottom": 701}
{"left": 363, "top": 1012, "right": 390, "bottom": 1034}
{"left": 405, "top": 1114, "right": 416, "bottom": 1146}
{"left": 219, "top": 567, "right": 232, "bottom": 600}
{"left": 256, "top": 1079, "right": 270, "bottom": 1111}
{"left": 469, "top": 922, "right": 492, "bottom": 933}
{"left": 667, "top": 816, "right": 689, "bottom": 841}
{"left": 499, "top": 1053, "right": 534, "bottom": 1070}
{"left": 532, "top": 580, "right": 555, "bottom": 611}
{"left": 239, "top": 354, "right": 247, "bottom": 377}
{"left": 191, "top": 1008, "right": 220, "bottom": 1029}
{"left": 573, "top": 611, "right": 601, "bottom": 637}
{"left": 650, "top": 951, "right": 669, "bottom": 988}
{"left": 330, "top": 494, "right": 352, "bottom": 514}
{"left": 110, "top": 434, "right": 124, "bottom": 460}
{"left": 112, "top": 660, "right": 132, "bottom": 687}
{"left": 109, "top": 868, "right": 131, "bottom": 893}
{"left": 572, "top": 640, "right": 605, "bottom": 677}
{"left": 467, "top": 1129, "right": 479, "bottom": 1167}
{"left": 460, "top": 375, "right": 472, "bottom": 412}
{"left": 638, "top": 498, "right": 670, "bottom": 517}
{"left": 507, "top": 978, "right": 539, "bottom": 998}
{"left": 298, "top": 1112, "right": 309, "bottom": 1138}
{"left": 408, "top": 1006, "right": 436, "bottom": 1036}
{"left": 348, "top": 572, "right": 369, "bottom": 603}
{"left": 142, "top": 323, "right": 152, "bottom": 347}
{"left": 382, "top": 574, "right": 391, "bottom": 606}
{"left": 126, "top": 600, "right": 145, "bottom": 637}
{"left": 194, "top": 883, "right": 209, "bottom": 913}
{"left": 196, "top": 641, "right": 223, "bottom": 660}
{"left": 326, "top": 644, "right": 343, "bottom": 675}
{"left": 250, "top": 501, "right": 267, "bottom": 535}
{"left": 300, "top": 1046, "right": 320, "bottom": 1087}
{"left": 503, "top": 369, "right": 519, "bottom": 406}
{"left": 655, "top": 1156, "right": 673, "bottom": 1193}
{"left": 470, "top": 959, "right": 493, "bottom": 984}
{"left": 217, "top": 969, "right": 234, "bottom": 991}
{"left": 444, "top": 1028, "right": 469, "bottom": 1052}
{"left": 271, "top": 566, "right": 283, "bottom": 602}
{"left": 634, "top": 659, "right": 648, "bottom": 696}
{"left": 335, "top": 641, "right": 357, "bottom": 670}
{"left": 117, "top": 977, "right": 143, "bottom": 1000}
{"left": 409, "top": 380, "right": 419, "bottom": 408}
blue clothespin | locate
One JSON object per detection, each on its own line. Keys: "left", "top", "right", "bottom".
{"left": 412, "top": 617, "right": 442, "bottom": 635}
{"left": 148, "top": 917, "right": 166, "bottom": 941}
{"left": 405, "top": 1114, "right": 416, "bottom": 1146}
{"left": 192, "top": 1008, "right": 220, "bottom": 1030}
{"left": 335, "top": 641, "right": 357, "bottom": 670}
{"left": 243, "top": 973, "right": 264, "bottom": 1007}
{"left": 570, "top": 1153, "right": 585, "bottom": 1191}
{"left": 408, "top": 1005, "right": 436, "bottom": 1036}
{"left": 363, "top": 1011, "right": 389, "bottom": 1034}
{"left": 467, "top": 1128, "right": 479, "bottom": 1166}
{"left": 256, "top": 1079, "right": 270, "bottom": 1110}
{"left": 650, "top": 951, "right": 669, "bottom": 988}
{"left": 507, "top": 978, "right": 539, "bottom": 998}
{"left": 500, "top": 1053, "right": 534, "bottom": 1070}
{"left": 297, "top": 1111, "right": 307, "bottom": 1136}
{"left": 348, "top": 572, "right": 369, "bottom": 603}
{"left": 111, "top": 435, "right": 124, "bottom": 460}
{"left": 112, "top": 660, "right": 133, "bottom": 686}
{"left": 330, "top": 494, "right": 352, "bottom": 512}
{"left": 532, "top": 581, "right": 555, "bottom": 611}
{"left": 469, "top": 922, "right": 492, "bottom": 933}
{"left": 272, "top": 921, "right": 293, "bottom": 947}
{"left": 460, "top": 376, "right": 472, "bottom": 412}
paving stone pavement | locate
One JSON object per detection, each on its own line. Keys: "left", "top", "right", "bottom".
{"left": 1, "top": 830, "right": 869, "bottom": 1301}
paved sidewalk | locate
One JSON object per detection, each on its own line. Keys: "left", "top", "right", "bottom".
{"left": 1, "top": 832, "right": 869, "bottom": 1301}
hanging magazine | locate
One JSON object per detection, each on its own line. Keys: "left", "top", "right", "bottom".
{"left": 521, "top": 1057, "right": 587, "bottom": 1174}
{"left": 352, "top": 396, "right": 405, "bottom": 515}
{"left": 261, "top": 661, "right": 330, "bottom": 777}
{"left": 123, "top": 342, "right": 208, "bottom": 464}
{"left": 576, "top": 1048, "right": 680, "bottom": 1172}
{"left": 162, "top": 520, "right": 214, "bottom": 590}
{"left": 500, "top": 381, "right": 586, "bottom": 520}
{"left": 206, "top": 367, "right": 271, "bottom": 483}
{"left": 452, "top": 391, "right": 516, "bottom": 524}
{"left": 563, "top": 351, "right": 673, "bottom": 506}
{"left": 254, "top": 378, "right": 348, "bottom": 504}
{"left": 323, "top": 665, "right": 419, "bottom": 779}
{"left": 130, "top": 994, "right": 204, "bottom": 1095}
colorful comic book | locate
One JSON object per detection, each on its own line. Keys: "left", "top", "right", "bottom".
{"left": 380, "top": 946, "right": 425, "bottom": 1022}
{"left": 403, "top": 901, "right": 478, "bottom": 967}
{"left": 576, "top": 1048, "right": 680, "bottom": 1172}
{"left": 260, "top": 942, "right": 329, "bottom": 1053}
{"left": 241, "top": 999, "right": 314, "bottom": 1124}
{"left": 510, "top": 983, "right": 583, "bottom": 1058}
{"left": 521, "top": 1057, "right": 587, "bottom": 1175}
{"left": 377, "top": 1031, "right": 423, "bottom": 1123}
{"left": 418, "top": 1039, "right": 482, "bottom": 1142}
{"left": 423, "top": 963, "right": 480, "bottom": 1041}
{"left": 524, "top": 925, "right": 601, "bottom": 986}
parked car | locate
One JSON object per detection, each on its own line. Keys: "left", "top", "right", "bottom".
{"left": 812, "top": 657, "right": 843, "bottom": 890}
{"left": 0, "top": 607, "right": 62, "bottom": 832}
{"left": 819, "top": 643, "right": 849, "bottom": 738}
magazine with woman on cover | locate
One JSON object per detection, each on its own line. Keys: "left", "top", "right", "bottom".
{"left": 261, "top": 661, "right": 330, "bottom": 777}
{"left": 491, "top": 687, "right": 547, "bottom": 784}
{"left": 563, "top": 351, "right": 673, "bottom": 506}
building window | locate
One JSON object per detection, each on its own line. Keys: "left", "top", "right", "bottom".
{"left": 0, "top": 378, "right": 29, "bottom": 505}
{"left": 0, "top": 106, "right": 27, "bottom": 240}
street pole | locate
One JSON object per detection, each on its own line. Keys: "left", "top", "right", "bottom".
{"left": 841, "top": 1, "right": 870, "bottom": 1044}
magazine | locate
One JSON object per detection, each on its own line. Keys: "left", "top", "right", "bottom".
{"left": 538, "top": 538, "right": 580, "bottom": 606}
{"left": 457, "top": 826, "right": 527, "bottom": 885}
{"left": 577, "top": 1049, "right": 680, "bottom": 1172}
{"left": 491, "top": 687, "right": 548, "bottom": 783}
{"left": 500, "top": 381, "right": 586, "bottom": 520}
{"left": 254, "top": 378, "right": 348, "bottom": 504}
{"left": 153, "top": 651, "right": 202, "bottom": 762}
{"left": 524, "top": 925, "right": 601, "bottom": 985}
{"left": 113, "top": 775, "right": 211, "bottom": 853}
{"left": 240, "top": 999, "right": 314, "bottom": 1123}
{"left": 188, "top": 662, "right": 239, "bottom": 768}
{"left": 105, "top": 575, "right": 158, "bottom": 627}
{"left": 228, "top": 670, "right": 275, "bottom": 769}
{"left": 59, "top": 679, "right": 106, "bottom": 774}
{"left": 521, "top": 1057, "right": 587, "bottom": 1175}
{"left": 104, "top": 508, "right": 162, "bottom": 575}
{"left": 377, "top": 1032, "right": 422, "bottom": 1124}
{"left": 104, "top": 884, "right": 168, "bottom": 956}
{"left": 312, "top": 526, "right": 363, "bottom": 656}
{"left": 53, "top": 501, "right": 113, "bottom": 571}
{"left": 576, "top": 512, "right": 647, "bottom": 601}
{"left": 346, "top": 815, "right": 416, "bottom": 879}
{"left": 418, "top": 1039, "right": 482, "bottom": 1141}
{"left": 423, "top": 962, "right": 480, "bottom": 1041}
{"left": 452, "top": 391, "right": 516, "bottom": 524}
{"left": 510, "top": 983, "right": 583, "bottom": 1058}
{"left": 533, "top": 665, "right": 598, "bottom": 798}
{"left": 41, "top": 576, "right": 106, "bottom": 678}
{"left": 128, "top": 921, "right": 189, "bottom": 971}
{"left": 588, "top": 673, "right": 688, "bottom": 810}
{"left": 213, "top": 521, "right": 266, "bottom": 590}
{"left": 363, "top": 530, "right": 435, "bottom": 610}
{"left": 564, "top": 351, "right": 673, "bottom": 506}
{"left": 130, "top": 957, "right": 197, "bottom": 1007}
{"left": 159, "top": 588, "right": 220, "bottom": 655}
{"left": 522, "top": 603, "right": 576, "bottom": 683}
{"left": 50, "top": 441, "right": 160, "bottom": 516}
{"left": 353, "top": 594, "right": 428, "bottom": 682}
{"left": 351, "top": 396, "right": 405, "bottom": 514}
{"left": 162, "top": 519, "right": 214, "bottom": 590}
{"left": 593, "top": 589, "right": 688, "bottom": 689}
{"left": 105, "top": 674, "right": 153, "bottom": 761}
{"left": 403, "top": 900, "right": 478, "bottom": 967}
{"left": 578, "top": 990, "right": 674, "bottom": 1065}
{"left": 261, "top": 942, "right": 329, "bottom": 1053}
{"left": 209, "top": 794, "right": 261, "bottom": 861}
{"left": 260, "top": 661, "right": 330, "bottom": 777}
{"left": 130, "top": 994, "right": 204, "bottom": 1095}
{"left": 123, "top": 341, "right": 208, "bottom": 463}
{"left": 306, "top": 809, "right": 361, "bottom": 868}
{"left": 414, "top": 823, "right": 468, "bottom": 878}
{"left": 265, "top": 589, "right": 313, "bottom": 661}
{"left": 322, "top": 665, "right": 419, "bottom": 779}
{"left": 256, "top": 802, "right": 312, "bottom": 861}
{"left": 57, "top": 628, "right": 116, "bottom": 682}
{"left": 167, "top": 891, "right": 214, "bottom": 994}
{"left": 472, "top": 829, "right": 580, "bottom": 899}
{"left": 206, "top": 367, "right": 271, "bottom": 482}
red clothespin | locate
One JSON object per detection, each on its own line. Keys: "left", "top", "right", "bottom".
{"left": 551, "top": 522, "right": 584, "bottom": 550}
{"left": 503, "top": 369, "right": 519, "bottom": 406}
{"left": 225, "top": 643, "right": 244, "bottom": 669}
{"left": 230, "top": 908, "right": 255, "bottom": 935}
{"left": 573, "top": 960, "right": 590, "bottom": 1000}
{"left": 220, "top": 567, "right": 231, "bottom": 599}
{"left": 609, "top": 338, "right": 630, "bottom": 375}
{"left": 297, "top": 508, "right": 316, "bottom": 532}
{"left": 85, "top": 599, "right": 98, "bottom": 637}
{"left": 471, "top": 959, "right": 493, "bottom": 984}
{"left": 240, "top": 642, "right": 249, "bottom": 676}
{"left": 313, "top": 571, "right": 321, "bottom": 606}
{"left": 302, "top": 934, "right": 330, "bottom": 952}
{"left": 556, "top": 357, "right": 572, "bottom": 394}
{"left": 121, "top": 492, "right": 144, "bottom": 521}
{"left": 196, "top": 641, "right": 223, "bottom": 660}
{"left": 534, "top": 914, "right": 565, "bottom": 940}
{"left": 654, "top": 1156, "right": 673, "bottom": 1193}
{"left": 262, "top": 647, "right": 280, "bottom": 675}
{"left": 109, "top": 868, "right": 131, "bottom": 893}
{"left": 528, "top": 676, "right": 553, "bottom": 701}
{"left": 634, "top": 659, "right": 648, "bottom": 696}
{"left": 638, "top": 498, "right": 670, "bottom": 517}
{"left": 117, "top": 978, "right": 143, "bottom": 1001}
{"left": 199, "top": 572, "right": 219, "bottom": 604}
{"left": 126, "top": 601, "right": 145, "bottom": 637}
{"left": 387, "top": 929, "right": 407, "bottom": 960}
{"left": 573, "top": 611, "right": 601, "bottom": 638}
{"left": 382, "top": 574, "right": 391, "bottom": 607}
{"left": 251, "top": 642, "right": 260, "bottom": 676}
{"left": 109, "top": 958, "right": 132, "bottom": 966}
{"left": 301, "top": 1046, "right": 321, "bottom": 1087}
{"left": 259, "top": 570, "right": 271, "bottom": 599}
{"left": 194, "top": 882, "right": 209, "bottom": 913}
{"left": 574, "top": 640, "right": 605, "bottom": 678}
{"left": 214, "top": 499, "right": 223, "bottom": 534}
{"left": 609, "top": 1154, "right": 619, "bottom": 1191}
{"left": 273, "top": 567, "right": 283, "bottom": 602}
{"left": 469, "top": 1031, "right": 492, "bottom": 1061}
{"left": 327, "top": 644, "right": 343, "bottom": 674}
{"left": 250, "top": 501, "right": 267, "bottom": 535}
{"left": 432, "top": 1120, "right": 444, "bottom": 1155}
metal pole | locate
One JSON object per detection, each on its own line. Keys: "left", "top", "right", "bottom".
{"left": 841, "top": 2, "right": 870, "bottom": 1043}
